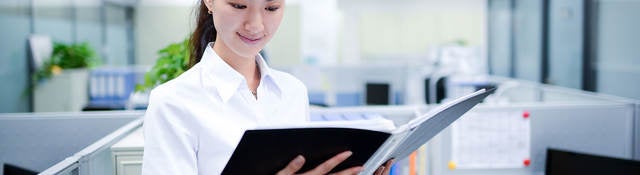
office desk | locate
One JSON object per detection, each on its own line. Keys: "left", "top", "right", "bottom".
{"left": 111, "top": 128, "right": 144, "bottom": 175}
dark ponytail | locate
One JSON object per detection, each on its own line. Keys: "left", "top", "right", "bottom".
{"left": 189, "top": 0, "right": 217, "bottom": 68}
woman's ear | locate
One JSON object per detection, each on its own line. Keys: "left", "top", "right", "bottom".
{"left": 203, "top": 0, "right": 214, "bottom": 13}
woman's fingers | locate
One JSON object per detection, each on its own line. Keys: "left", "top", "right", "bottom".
{"left": 381, "top": 159, "right": 394, "bottom": 175}
{"left": 304, "top": 151, "right": 353, "bottom": 174}
{"left": 374, "top": 166, "right": 385, "bottom": 175}
{"left": 334, "top": 166, "right": 363, "bottom": 175}
{"left": 278, "top": 151, "right": 361, "bottom": 175}
{"left": 373, "top": 159, "right": 395, "bottom": 175}
{"left": 276, "top": 155, "right": 305, "bottom": 175}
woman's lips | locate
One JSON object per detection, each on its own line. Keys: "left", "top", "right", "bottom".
{"left": 238, "top": 33, "right": 262, "bottom": 45}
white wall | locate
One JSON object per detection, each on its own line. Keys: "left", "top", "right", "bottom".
{"left": 337, "top": 0, "right": 487, "bottom": 64}
{"left": 265, "top": 4, "right": 302, "bottom": 67}
{"left": 133, "top": 0, "right": 302, "bottom": 67}
{"left": 134, "top": 1, "right": 194, "bottom": 65}
{"left": 133, "top": 0, "right": 487, "bottom": 68}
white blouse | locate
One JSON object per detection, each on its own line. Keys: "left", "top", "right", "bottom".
{"left": 142, "top": 43, "right": 309, "bottom": 174}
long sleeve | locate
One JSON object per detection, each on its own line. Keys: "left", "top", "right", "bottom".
{"left": 142, "top": 87, "right": 199, "bottom": 175}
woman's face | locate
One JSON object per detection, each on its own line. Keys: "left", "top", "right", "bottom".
{"left": 206, "top": 0, "right": 284, "bottom": 58}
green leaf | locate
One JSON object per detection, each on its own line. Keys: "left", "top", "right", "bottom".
{"left": 135, "top": 37, "right": 191, "bottom": 92}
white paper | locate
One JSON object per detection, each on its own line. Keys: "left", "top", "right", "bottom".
{"left": 258, "top": 118, "right": 397, "bottom": 133}
{"left": 451, "top": 110, "right": 530, "bottom": 169}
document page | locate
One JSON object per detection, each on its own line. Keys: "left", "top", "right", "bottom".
{"left": 261, "top": 117, "right": 396, "bottom": 133}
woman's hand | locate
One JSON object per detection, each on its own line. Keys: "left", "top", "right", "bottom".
{"left": 276, "top": 151, "right": 363, "bottom": 175}
{"left": 373, "top": 159, "right": 394, "bottom": 175}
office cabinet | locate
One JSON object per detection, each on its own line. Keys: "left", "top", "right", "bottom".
{"left": 111, "top": 128, "right": 143, "bottom": 175}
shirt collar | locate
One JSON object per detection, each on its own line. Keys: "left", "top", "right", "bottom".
{"left": 199, "top": 42, "right": 282, "bottom": 103}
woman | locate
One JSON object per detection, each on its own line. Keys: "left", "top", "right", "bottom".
{"left": 142, "top": 0, "right": 392, "bottom": 174}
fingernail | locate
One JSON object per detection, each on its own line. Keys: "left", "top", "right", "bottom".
{"left": 345, "top": 151, "right": 353, "bottom": 157}
{"left": 294, "top": 155, "right": 304, "bottom": 165}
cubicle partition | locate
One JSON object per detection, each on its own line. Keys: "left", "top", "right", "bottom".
{"left": 635, "top": 103, "right": 640, "bottom": 160}
{"left": 0, "top": 111, "right": 143, "bottom": 174}
{"left": 313, "top": 102, "right": 636, "bottom": 175}
{"left": 310, "top": 76, "right": 639, "bottom": 175}
{"left": 435, "top": 77, "right": 639, "bottom": 175}
{"left": 429, "top": 103, "right": 636, "bottom": 175}
{"left": 14, "top": 76, "right": 638, "bottom": 175}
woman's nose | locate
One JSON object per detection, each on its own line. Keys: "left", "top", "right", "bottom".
{"left": 244, "top": 11, "right": 264, "bottom": 35}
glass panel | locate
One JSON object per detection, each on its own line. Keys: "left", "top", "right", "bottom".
{"left": 488, "top": 0, "right": 512, "bottom": 77}
{"left": 513, "top": 0, "right": 542, "bottom": 82}
{"left": 547, "top": 0, "right": 584, "bottom": 89}
{"left": 105, "top": 4, "right": 129, "bottom": 66}
{"left": 76, "top": 1, "right": 103, "bottom": 62}
{"left": 0, "top": 0, "right": 31, "bottom": 112}
{"left": 33, "top": 0, "right": 73, "bottom": 43}
{"left": 596, "top": 1, "right": 640, "bottom": 99}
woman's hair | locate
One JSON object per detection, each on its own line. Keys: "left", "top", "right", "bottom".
{"left": 189, "top": 0, "right": 217, "bottom": 68}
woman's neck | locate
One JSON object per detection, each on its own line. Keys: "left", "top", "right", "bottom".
{"left": 212, "top": 42, "right": 261, "bottom": 93}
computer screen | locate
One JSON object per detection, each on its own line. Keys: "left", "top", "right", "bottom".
{"left": 546, "top": 148, "right": 640, "bottom": 175}
{"left": 4, "top": 163, "right": 38, "bottom": 175}
{"left": 424, "top": 77, "right": 447, "bottom": 104}
{"left": 366, "top": 83, "right": 390, "bottom": 105}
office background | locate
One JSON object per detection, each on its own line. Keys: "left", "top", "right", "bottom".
{"left": 1, "top": 0, "right": 487, "bottom": 113}
{"left": 1, "top": 0, "right": 640, "bottom": 175}
{"left": 2, "top": 0, "right": 638, "bottom": 113}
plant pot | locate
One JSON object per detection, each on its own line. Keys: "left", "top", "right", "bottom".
{"left": 34, "top": 69, "right": 89, "bottom": 112}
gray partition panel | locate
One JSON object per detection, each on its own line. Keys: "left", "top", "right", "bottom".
{"left": 433, "top": 103, "right": 635, "bottom": 175}
{"left": 0, "top": 112, "right": 142, "bottom": 173}
{"left": 635, "top": 103, "right": 640, "bottom": 160}
{"left": 528, "top": 104, "right": 634, "bottom": 169}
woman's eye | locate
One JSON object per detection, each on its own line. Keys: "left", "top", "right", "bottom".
{"left": 230, "top": 3, "right": 246, "bottom": 9}
{"left": 266, "top": 6, "right": 279, "bottom": 12}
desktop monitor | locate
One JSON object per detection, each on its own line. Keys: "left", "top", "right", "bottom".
{"left": 365, "top": 83, "right": 390, "bottom": 105}
{"left": 546, "top": 148, "right": 640, "bottom": 175}
{"left": 424, "top": 77, "right": 447, "bottom": 104}
{"left": 3, "top": 163, "right": 37, "bottom": 175}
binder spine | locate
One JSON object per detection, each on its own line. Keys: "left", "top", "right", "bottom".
{"left": 361, "top": 131, "right": 409, "bottom": 175}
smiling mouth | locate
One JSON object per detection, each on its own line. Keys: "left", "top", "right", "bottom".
{"left": 237, "top": 33, "right": 262, "bottom": 44}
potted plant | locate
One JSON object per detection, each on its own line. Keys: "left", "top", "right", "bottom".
{"left": 135, "top": 38, "right": 190, "bottom": 92}
{"left": 33, "top": 42, "right": 99, "bottom": 112}
{"left": 33, "top": 42, "right": 99, "bottom": 84}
